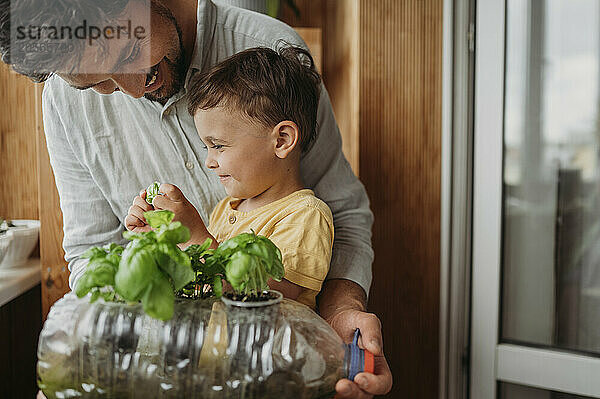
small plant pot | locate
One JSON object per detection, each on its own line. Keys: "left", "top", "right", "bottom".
{"left": 220, "top": 289, "right": 283, "bottom": 308}
{"left": 220, "top": 290, "right": 284, "bottom": 396}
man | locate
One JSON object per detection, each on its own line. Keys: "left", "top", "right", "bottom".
{"left": 2, "top": 0, "right": 392, "bottom": 397}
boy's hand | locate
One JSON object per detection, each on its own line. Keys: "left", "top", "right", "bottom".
{"left": 152, "top": 183, "right": 210, "bottom": 244}
{"left": 125, "top": 190, "right": 153, "bottom": 233}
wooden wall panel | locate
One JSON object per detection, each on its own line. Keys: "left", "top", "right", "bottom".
{"left": 278, "top": 0, "right": 323, "bottom": 28}
{"left": 283, "top": 3, "right": 360, "bottom": 174}
{"left": 359, "top": 1, "right": 442, "bottom": 398}
{"left": 0, "top": 63, "right": 39, "bottom": 220}
{"left": 35, "top": 84, "right": 69, "bottom": 319}
{"left": 323, "top": 0, "right": 360, "bottom": 175}
{"left": 294, "top": 2, "right": 443, "bottom": 396}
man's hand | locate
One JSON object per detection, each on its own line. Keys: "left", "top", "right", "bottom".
{"left": 318, "top": 279, "right": 393, "bottom": 398}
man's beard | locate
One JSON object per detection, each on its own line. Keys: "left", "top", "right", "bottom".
{"left": 143, "top": 49, "right": 186, "bottom": 104}
{"left": 144, "top": 2, "right": 187, "bottom": 105}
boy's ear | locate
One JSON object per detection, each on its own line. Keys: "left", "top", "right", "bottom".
{"left": 272, "top": 121, "right": 300, "bottom": 159}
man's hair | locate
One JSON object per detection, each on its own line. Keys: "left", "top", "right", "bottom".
{"left": 187, "top": 45, "right": 322, "bottom": 153}
{"left": 0, "top": 0, "right": 129, "bottom": 82}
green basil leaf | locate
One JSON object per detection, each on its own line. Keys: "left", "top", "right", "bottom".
{"left": 257, "top": 235, "right": 283, "bottom": 261}
{"left": 245, "top": 242, "right": 272, "bottom": 262}
{"left": 225, "top": 251, "right": 256, "bottom": 292}
{"left": 141, "top": 276, "right": 174, "bottom": 321}
{"left": 81, "top": 247, "right": 107, "bottom": 261}
{"left": 268, "top": 257, "right": 285, "bottom": 281}
{"left": 75, "top": 259, "right": 118, "bottom": 298}
{"left": 216, "top": 232, "right": 255, "bottom": 257}
{"left": 101, "top": 291, "right": 116, "bottom": 302}
{"left": 123, "top": 230, "right": 156, "bottom": 242}
{"left": 144, "top": 210, "right": 175, "bottom": 228}
{"left": 155, "top": 243, "right": 194, "bottom": 291}
{"left": 146, "top": 181, "right": 161, "bottom": 205}
{"left": 212, "top": 276, "right": 223, "bottom": 297}
{"left": 255, "top": 236, "right": 284, "bottom": 281}
{"left": 155, "top": 221, "right": 190, "bottom": 244}
{"left": 103, "top": 243, "right": 124, "bottom": 256}
{"left": 89, "top": 290, "right": 101, "bottom": 303}
{"left": 115, "top": 242, "right": 162, "bottom": 301}
{"left": 203, "top": 255, "right": 226, "bottom": 276}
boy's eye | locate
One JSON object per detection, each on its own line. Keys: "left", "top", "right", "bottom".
{"left": 212, "top": 145, "right": 224, "bottom": 150}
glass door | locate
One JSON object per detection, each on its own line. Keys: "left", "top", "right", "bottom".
{"left": 471, "top": 0, "right": 600, "bottom": 397}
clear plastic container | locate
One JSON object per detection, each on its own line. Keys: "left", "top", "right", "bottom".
{"left": 38, "top": 291, "right": 373, "bottom": 398}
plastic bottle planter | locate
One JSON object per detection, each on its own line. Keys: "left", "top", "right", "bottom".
{"left": 37, "top": 291, "right": 374, "bottom": 398}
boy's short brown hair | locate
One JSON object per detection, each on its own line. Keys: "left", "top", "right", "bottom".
{"left": 187, "top": 45, "right": 321, "bottom": 153}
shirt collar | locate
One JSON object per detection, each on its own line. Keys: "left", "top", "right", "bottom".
{"left": 185, "top": 0, "right": 217, "bottom": 89}
{"left": 161, "top": 0, "right": 217, "bottom": 117}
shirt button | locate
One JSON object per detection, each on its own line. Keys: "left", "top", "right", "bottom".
{"left": 228, "top": 214, "right": 236, "bottom": 224}
{"left": 185, "top": 161, "right": 194, "bottom": 170}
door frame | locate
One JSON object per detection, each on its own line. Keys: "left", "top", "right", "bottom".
{"left": 470, "top": 0, "right": 600, "bottom": 397}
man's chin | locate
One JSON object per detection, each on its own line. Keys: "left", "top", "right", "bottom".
{"left": 144, "top": 68, "right": 184, "bottom": 104}
{"left": 144, "top": 81, "right": 178, "bottom": 104}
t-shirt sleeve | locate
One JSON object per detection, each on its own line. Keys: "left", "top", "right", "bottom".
{"left": 268, "top": 205, "right": 334, "bottom": 292}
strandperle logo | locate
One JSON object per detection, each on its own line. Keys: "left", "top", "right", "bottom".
{"left": 15, "top": 19, "right": 147, "bottom": 46}
{"left": 10, "top": 3, "right": 151, "bottom": 74}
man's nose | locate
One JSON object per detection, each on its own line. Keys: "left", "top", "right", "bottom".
{"left": 110, "top": 74, "right": 146, "bottom": 98}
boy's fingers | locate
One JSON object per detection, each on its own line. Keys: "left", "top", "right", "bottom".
{"left": 159, "top": 183, "right": 185, "bottom": 201}
{"left": 125, "top": 214, "right": 144, "bottom": 229}
{"left": 133, "top": 195, "right": 153, "bottom": 212}
{"left": 127, "top": 205, "right": 148, "bottom": 224}
{"left": 151, "top": 194, "right": 173, "bottom": 211}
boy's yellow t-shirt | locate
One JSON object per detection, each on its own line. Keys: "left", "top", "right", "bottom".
{"left": 208, "top": 189, "right": 334, "bottom": 309}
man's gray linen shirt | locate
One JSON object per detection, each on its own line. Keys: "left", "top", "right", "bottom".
{"left": 42, "top": 0, "right": 374, "bottom": 295}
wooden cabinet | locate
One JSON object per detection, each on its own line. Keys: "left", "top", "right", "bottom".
{"left": 0, "top": 284, "right": 42, "bottom": 398}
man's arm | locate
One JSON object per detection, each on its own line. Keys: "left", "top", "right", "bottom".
{"left": 42, "top": 81, "right": 126, "bottom": 290}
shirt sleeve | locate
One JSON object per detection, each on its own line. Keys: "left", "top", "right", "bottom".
{"left": 268, "top": 205, "right": 334, "bottom": 292}
{"left": 42, "top": 83, "right": 127, "bottom": 291}
{"left": 300, "top": 86, "right": 375, "bottom": 296}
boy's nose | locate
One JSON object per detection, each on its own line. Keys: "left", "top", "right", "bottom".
{"left": 205, "top": 156, "right": 218, "bottom": 169}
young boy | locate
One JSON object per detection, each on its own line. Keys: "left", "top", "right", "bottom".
{"left": 125, "top": 46, "right": 333, "bottom": 310}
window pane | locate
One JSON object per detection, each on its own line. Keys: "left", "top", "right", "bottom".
{"left": 502, "top": 0, "right": 600, "bottom": 354}
{"left": 499, "top": 382, "right": 593, "bottom": 399}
